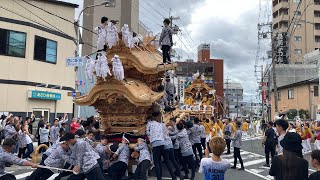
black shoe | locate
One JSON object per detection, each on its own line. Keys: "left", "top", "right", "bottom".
{"left": 230, "top": 166, "right": 237, "bottom": 169}
{"left": 238, "top": 167, "right": 245, "bottom": 170}
{"left": 159, "top": 63, "right": 165, "bottom": 65}
{"left": 184, "top": 175, "right": 189, "bottom": 179}
{"left": 263, "top": 164, "right": 270, "bottom": 167}
{"left": 225, "top": 152, "right": 231, "bottom": 155}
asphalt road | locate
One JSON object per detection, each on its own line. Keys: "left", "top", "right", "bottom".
{"left": 4, "top": 135, "right": 317, "bottom": 180}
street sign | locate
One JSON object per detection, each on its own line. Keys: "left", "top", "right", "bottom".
{"left": 67, "top": 92, "right": 81, "bottom": 97}
{"left": 66, "top": 57, "right": 84, "bottom": 67}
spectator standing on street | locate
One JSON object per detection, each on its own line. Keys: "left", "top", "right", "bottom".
{"left": 262, "top": 121, "right": 277, "bottom": 167}
{"left": 58, "top": 114, "right": 69, "bottom": 128}
{"left": 269, "top": 132, "right": 308, "bottom": 180}
{"left": 159, "top": 18, "right": 173, "bottom": 64}
{"left": 69, "top": 118, "right": 80, "bottom": 134}
{"left": 310, "top": 150, "right": 320, "bottom": 180}
{"left": 50, "top": 119, "right": 59, "bottom": 146}
{"left": 39, "top": 123, "right": 50, "bottom": 153}
{"left": 275, "top": 119, "right": 289, "bottom": 155}
{"left": 25, "top": 114, "right": 35, "bottom": 135}
{"left": 22, "top": 121, "right": 33, "bottom": 160}
{"left": 4, "top": 116, "right": 17, "bottom": 140}
{"left": 199, "top": 137, "right": 230, "bottom": 180}
{"left": 223, "top": 119, "right": 232, "bottom": 155}
{"left": 288, "top": 123, "right": 296, "bottom": 133}
{"left": 230, "top": 121, "right": 244, "bottom": 170}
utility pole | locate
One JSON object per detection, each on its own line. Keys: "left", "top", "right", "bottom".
{"left": 272, "top": 33, "right": 279, "bottom": 114}
{"left": 224, "top": 77, "right": 231, "bottom": 117}
{"left": 236, "top": 95, "right": 239, "bottom": 118}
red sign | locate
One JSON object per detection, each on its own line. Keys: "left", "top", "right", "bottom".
{"left": 262, "top": 82, "right": 267, "bottom": 101}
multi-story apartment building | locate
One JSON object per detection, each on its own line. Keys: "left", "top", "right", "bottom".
{"left": 272, "top": 0, "right": 320, "bottom": 63}
{"left": 0, "top": 0, "right": 78, "bottom": 123}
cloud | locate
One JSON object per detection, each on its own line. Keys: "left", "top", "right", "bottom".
{"left": 63, "top": 0, "right": 259, "bottom": 101}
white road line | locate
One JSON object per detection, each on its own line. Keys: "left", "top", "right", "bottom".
{"left": 16, "top": 172, "right": 33, "bottom": 179}
{"left": 230, "top": 163, "right": 272, "bottom": 180}
{"left": 221, "top": 151, "right": 250, "bottom": 158}
{"left": 243, "top": 158, "right": 266, "bottom": 166}
{"left": 249, "top": 169, "right": 265, "bottom": 174}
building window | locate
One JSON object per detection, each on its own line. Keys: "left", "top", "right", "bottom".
{"left": 315, "top": 0, "right": 320, "bottom": 5}
{"left": 288, "top": 89, "right": 294, "bottom": 99}
{"left": 294, "top": 36, "right": 302, "bottom": 41}
{"left": 34, "top": 36, "right": 57, "bottom": 64}
{"left": 315, "top": 86, "right": 319, "bottom": 96}
{"left": 277, "top": 91, "right": 281, "bottom": 101}
{"left": 0, "top": 28, "right": 26, "bottom": 58}
{"left": 294, "top": 49, "right": 302, "bottom": 54}
{"left": 294, "top": 11, "right": 301, "bottom": 16}
{"left": 294, "top": 23, "right": 301, "bottom": 29}
{"left": 315, "top": 11, "right": 320, "bottom": 17}
{"left": 316, "top": 36, "right": 320, "bottom": 43}
{"left": 316, "top": 23, "right": 320, "bottom": 30}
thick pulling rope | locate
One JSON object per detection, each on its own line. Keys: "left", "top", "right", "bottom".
{"left": 37, "top": 165, "right": 77, "bottom": 174}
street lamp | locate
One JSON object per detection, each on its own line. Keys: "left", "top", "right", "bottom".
{"left": 74, "top": 0, "right": 115, "bottom": 118}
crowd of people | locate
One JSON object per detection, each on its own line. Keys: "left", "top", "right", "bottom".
{"left": 1, "top": 111, "right": 320, "bottom": 180}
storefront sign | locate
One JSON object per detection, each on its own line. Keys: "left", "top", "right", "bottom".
{"left": 262, "top": 82, "right": 267, "bottom": 101}
{"left": 28, "top": 90, "right": 61, "bottom": 100}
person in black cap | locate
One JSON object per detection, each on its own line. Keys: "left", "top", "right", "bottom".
{"left": 269, "top": 132, "right": 308, "bottom": 180}
{"left": 262, "top": 121, "right": 277, "bottom": 167}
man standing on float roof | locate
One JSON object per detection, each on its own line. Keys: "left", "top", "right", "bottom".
{"left": 159, "top": 18, "right": 173, "bottom": 64}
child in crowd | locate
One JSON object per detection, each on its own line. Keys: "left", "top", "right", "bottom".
{"left": 199, "top": 137, "right": 230, "bottom": 180}
{"left": 310, "top": 150, "right": 320, "bottom": 180}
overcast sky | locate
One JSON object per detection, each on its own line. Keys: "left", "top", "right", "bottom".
{"left": 64, "top": 0, "right": 261, "bottom": 102}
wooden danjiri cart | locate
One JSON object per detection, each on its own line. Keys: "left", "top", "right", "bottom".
{"left": 74, "top": 36, "right": 177, "bottom": 136}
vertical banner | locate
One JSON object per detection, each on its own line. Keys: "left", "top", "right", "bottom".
{"left": 262, "top": 82, "right": 267, "bottom": 101}
{"left": 179, "top": 79, "right": 185, "bottom": 104}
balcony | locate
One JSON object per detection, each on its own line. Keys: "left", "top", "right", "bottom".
{"left": 273, "top": 14, "right": 289, "bottom": 24}
{"left": 273, "top": 1, "right": 289, "bottom": 12}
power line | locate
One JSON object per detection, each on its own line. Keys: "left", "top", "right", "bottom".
{"left": 20, "top": 0, "right": 98, "bottom": 36}
{"left": 153, "top": 0, "right": 198, "bottom": 50}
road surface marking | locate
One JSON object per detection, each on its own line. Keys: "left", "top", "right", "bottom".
{"left": 16, "top": 172, "right": 33, "bottom": 179}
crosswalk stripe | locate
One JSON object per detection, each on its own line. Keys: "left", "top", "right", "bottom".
{"left": 243, "top": 158, "right": 266, "bottom": 166}
{"left": 16, "top": 172, "right": 33, "bottom": 179}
